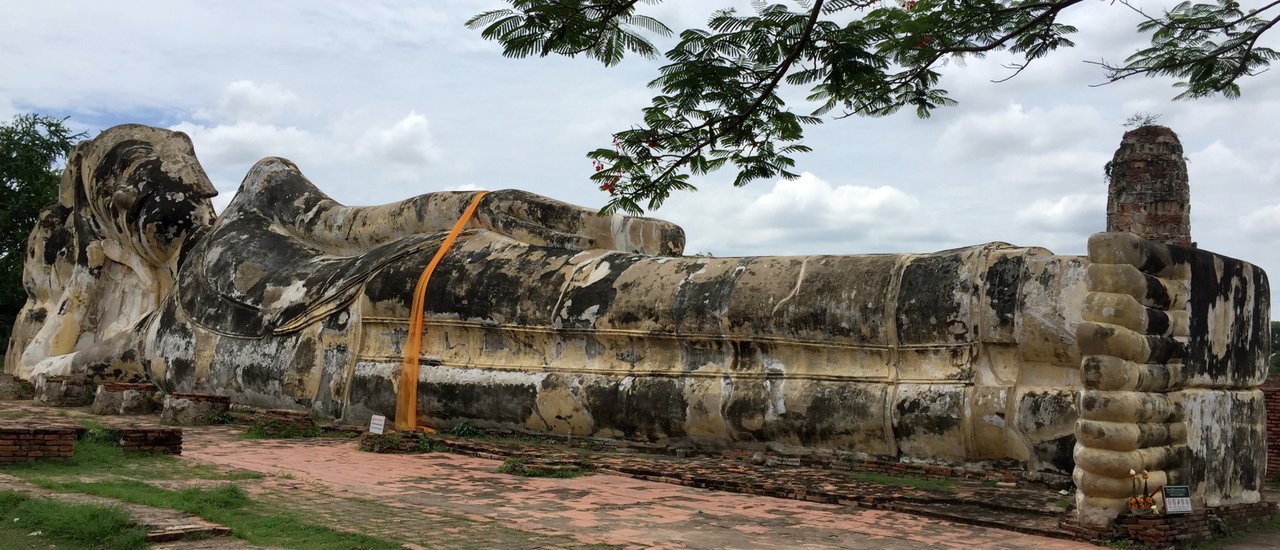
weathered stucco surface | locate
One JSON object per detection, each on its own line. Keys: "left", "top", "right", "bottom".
{"left": 1074, "top": 232, "right": 1270, "bottom": 525}
{"left": 3, "top": 125, "right": 1270, "bottom": 520}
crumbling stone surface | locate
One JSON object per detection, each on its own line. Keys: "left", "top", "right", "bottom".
{"left": 1074, "top": 232, "right": 1269, "bottom": 526}
{"left": 91, "top": 382, "right": 159, "bottom": 415}
{"left": 1105, "top": 125, "right": 1191, "bottom": 245}
{"left": 160, "top": 394, "right": 230, "bottom": 426}
{"left": 0, "top": 373, "right": 34, "bottom": 400}
{"left": 33, "top": 374, "right": 94, "bottom": 406}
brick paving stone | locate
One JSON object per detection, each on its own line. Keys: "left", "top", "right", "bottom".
{"left": 0, "top": 400, "right": 1118, "bottom": 549}
{"left": 179, "top": 426, "right": 1096, "bottom": 549}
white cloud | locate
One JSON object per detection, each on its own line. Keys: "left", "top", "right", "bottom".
{"left": 356, "top": 112, "right": 441, "bottom": 166}
{"left": 215, "top": 80, "right": 302, "bottom": 123}
{"left": 1242, "top": 204, "right": 1280, "bottom": 235}
{"left": 936, "top": 103, "right": 1108, "bottom": 162}
{"left": 657, "top": 172, "right": 940, "bottom": 256}
{"left": 1015, "top": 194, "right": 1106, "bottom": 234}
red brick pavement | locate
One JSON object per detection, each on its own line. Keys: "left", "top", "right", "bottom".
{"left": 182, "top": 427, "right": 1097, "bottom": 549}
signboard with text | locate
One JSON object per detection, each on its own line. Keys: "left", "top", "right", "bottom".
{"left": 1163, "top": 485, "right": 1193, "bottom": 514}
{"left": 369, "top": 414, "right": 387, "bottom": 435}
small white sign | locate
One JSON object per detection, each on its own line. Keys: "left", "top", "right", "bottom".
{"left": 1163, "top": 485, "right": 1193, "bottom": 514}
{"left": 369, "top": 415, "right": 386, "bottom": 435}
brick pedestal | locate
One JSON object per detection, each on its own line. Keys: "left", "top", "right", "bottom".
{"left": 33, "top": 374, "right": 94, "bottom": 406}
{"left": 252, "top": 409, "right": 318, "bottom": 436}
{"left": 92, "top": 382, "right": 159, "bottom": 415}
{"left": 113, "top": 427, "right": 183, "bottom": 454}
{"left": 0, "top": 373, "right": 34, "bottom": 400}
{"left": 160, "top": 393, "right": 231, "bottom": 425}
{"left": 0, "top": 426, "right": 76, "bottom": 464}
{"left": 1265, "top": 386, "right": 1280, "bottom": 477}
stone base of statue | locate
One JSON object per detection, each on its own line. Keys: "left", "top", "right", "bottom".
{"left": 33, "top": 375, "right": 94, "bottom": 407}
{"left": 0, "top": 374, "right": 34, "bottom": 400}
{"left": 91, "top": 382, "right": 159, "bottom": 415}
{"left": 160, "top": 393, "right": 231, "bottom": 425}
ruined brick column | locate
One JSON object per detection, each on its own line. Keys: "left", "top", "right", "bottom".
{"left": 1106, "top": 126, "right": 1191, "bottom": 246}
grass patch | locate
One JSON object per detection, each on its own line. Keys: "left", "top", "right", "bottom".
{"left": 45, "top": 480, "right": 401, "bottom": 550}
{"left": 356, "top": 431, "right": 447, "bottom": 454}
{"left": 847, "top": 470, "right": 956, "bottom": 491}
{"left": 0, "top": 490, "right": 147, "bottom": 550}
{"left": 497, "top": 457, "right": 591, "bottom": 479}
{"left": 4, "top": 436, "right": 260, "bottom": 483}
{"left": 446, "top": 420, "right": 482, "bottom": 438}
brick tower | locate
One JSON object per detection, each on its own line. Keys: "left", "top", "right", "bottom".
{"left": 1105, "top": 125, "right": 1192, "bottom": 246}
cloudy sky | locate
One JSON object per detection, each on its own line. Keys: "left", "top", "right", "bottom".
{"left": 3, "top": 1, "right": 1278, "bottom": 317}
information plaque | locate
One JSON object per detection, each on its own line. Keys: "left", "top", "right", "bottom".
{"left": 369, "top": 414, "right": 387, "bottom": 435}
{"left": 1163, "top": 485, "right": 1193, "bottom": 514}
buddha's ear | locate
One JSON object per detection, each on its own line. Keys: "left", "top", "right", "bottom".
{"left": 57, "top": 144, "right": 86, "bottom": 209}
{"left": 111, "top": 187, "right": 139, "bottom": 211}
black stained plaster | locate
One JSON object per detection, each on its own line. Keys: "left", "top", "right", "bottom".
{"left": 1016, "top": 390, "right": 1077, "bottom": 434}
{"left": 787, "top": 384, "right": 877, "bottom": 447}
{"left": 582, "top": 377, "right": 688, "bottom": 441}
{"left": 983, "top": 254, "right": 1024, "bottom": 330}
{"left": 1145, "top": 335, "right": 1187, "bottom": 364}
{"left": 558, "top": 254, "right": 646, "bottom": 330}
{"left": 893, "top": 389, "right": 963, "bottom": 443}
{"left": 679, "top": 340, "right": 729, "bottom": 373}
{"left": 723, "top": 383, "right": 769, "bottom": 441}
{"left": 421, "top": 379, "right": 537, "bottom": 425}
{"left": 897, "top": 253, "right": 968, "bottom": 345}
{"left": 1144, "top": 307, "right": 1170, "bottom": 335}
{"left": 1143, "top": 272, "right": 1172, "bottom": 309}
{"left": 1172, "top": 244, "right": 1270, "bottom": 384}
{"left": 347, "top": 371, "right": 397, "bottom": 420}
{"left": 672, "top": 258, "right": 752, "bottom": 334}
{"left": 423, "top": 244, "right": 577, "bottom": 324}
{"left": 1032, "top": 434, "right": 1076, "bottom": 474}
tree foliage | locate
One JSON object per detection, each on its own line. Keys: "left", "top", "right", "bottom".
{"left": 468, "top": 0, "right": 1280, "bottom": 214}
{"left": 0, "top": 114, "right": 83, "bottom": 360}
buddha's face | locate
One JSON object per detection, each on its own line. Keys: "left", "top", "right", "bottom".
{"left": 78, "top": 126, "right": 218, "bottom": 266}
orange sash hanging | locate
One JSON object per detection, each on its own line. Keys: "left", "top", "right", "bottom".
{"left": 395, "top": 191, "right": 489, "bottom": 432}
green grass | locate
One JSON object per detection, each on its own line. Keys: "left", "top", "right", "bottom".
{"left": 847, "top": 470, "right": 956, "bottom": 491}
{"left": 43, "top": 480, "right": 401, "bottom": 550}
{"left": 497, "top": 457, "right": 591, "bottom": 479}
{"left": 4, "top": 436, "right": 262, "bottom": 485}
{"left": 0, "top": 490, "right": 147, "bottom": 550}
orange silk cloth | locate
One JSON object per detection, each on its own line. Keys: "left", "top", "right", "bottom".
{"left": 394, "top": 191, "right": 489, "bottom": 432}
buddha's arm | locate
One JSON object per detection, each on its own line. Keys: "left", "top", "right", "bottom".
{"left": 240, "top": 158, "right": 685, "bottom": 257}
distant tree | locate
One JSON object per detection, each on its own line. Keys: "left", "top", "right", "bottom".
{"left": 1270, "top": 320, "right": 1279, "bottom": 378}
{"left": 468, "top": 1, "right": 1280, "bottom": 214}
{"left": 0, "top": 114, "right": 83, "bottom": 362}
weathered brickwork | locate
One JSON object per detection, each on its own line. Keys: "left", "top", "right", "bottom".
{"left": 33, "top": 374, "right": 94, "bottom": 406}
{"left": 113, "top": 427, "right": 183, "bottom": 454}
{"left": 0, "top": 374, "right": 34, "bottom": 400}
{"left": 1105, "top": 125, "right": 1192, "bottom": 246}
{"left": 1103, "top": 502, "right": 1272, "bottom": 546}
{"left": 0, "top": 426, "right": 75, "bottom": 464}
{"left": 1264, "top": 386, "right": 1280, "bottom": 476}
{"left": 91, "top": 382, "right": 159, "bottom": 415}
{"left": 160, "top": 393, "right": 231, "bottom": 426}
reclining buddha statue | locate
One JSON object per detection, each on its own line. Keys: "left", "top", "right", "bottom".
{"left": 6, "top": 124, "right": 1270, "bottom": 527}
